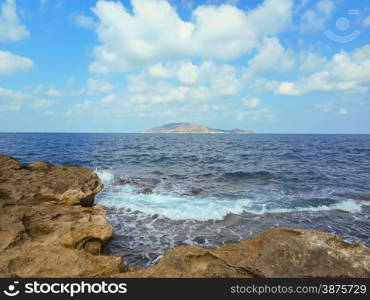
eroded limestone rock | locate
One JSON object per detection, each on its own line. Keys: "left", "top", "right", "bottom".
{"left": 0, "top": 155, "right": 125, "bottom": 277}
{"left": 123, "top": 227, "right": 370, "bottom": 278}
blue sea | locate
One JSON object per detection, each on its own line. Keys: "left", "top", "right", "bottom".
{"left": 1, "top": 133, "right": 369, "bottom": 267}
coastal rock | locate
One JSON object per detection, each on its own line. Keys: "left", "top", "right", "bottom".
{"left": 0, "top": 155, "right": 102, "bottom": 207}
{"left": 359, "top": 196, "right": 370, "bottom": 202}
{"left": 137, "top": 187, "right": 153, "bottom": 195}
{"left": 181, "top": 188, "right": 203, "bottom": 196}
{"left": 0, "top": 155, "right": 125, "bottom": 277}
{"left": 115, "top": 177, "right": 139, "bottom": 186}
{"left": 124, "top": 227, "right": 370, "bottom": 278}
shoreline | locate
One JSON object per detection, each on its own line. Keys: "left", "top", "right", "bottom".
{"left": 0, "top": 155, "right": 369, "bottom": 277}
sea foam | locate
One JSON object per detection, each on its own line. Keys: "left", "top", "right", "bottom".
{"left": 95, "top": 170, "right": 368, "bottom": 221}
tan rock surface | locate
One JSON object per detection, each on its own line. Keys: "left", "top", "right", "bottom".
{"left": 0, "top": 155, "right": 125, "bottom": 277}
{"left": 124, "top": 227, "right": 370, "bottom": 278}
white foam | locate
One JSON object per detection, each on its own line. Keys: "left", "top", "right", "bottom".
{"left": 95, "top": 168, "right": 114, "bottom": 186}
{"left": 95, "top": 181, "right": 368, "bottom": 221}
{"left": 253, "top": 199, "right": 367, "bottom": 215}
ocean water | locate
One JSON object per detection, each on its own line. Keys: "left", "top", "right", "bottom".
{"left": 1, "top": 133, "right": 369, "bottom": 267}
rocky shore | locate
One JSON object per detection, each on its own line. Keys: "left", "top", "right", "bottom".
{"left": 0, "top": 155, "right": 369, "bottom": 278}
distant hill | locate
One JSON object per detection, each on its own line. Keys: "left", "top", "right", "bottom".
{"left": 143, "top": 123, "right": 253, "bottom": 134}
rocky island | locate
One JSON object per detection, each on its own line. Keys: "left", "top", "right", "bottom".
{"left": 143, "top": 123, "right": 253, "bottom": 134}
{"left": 0, "top": 155, "right": 369, "bottom": 278}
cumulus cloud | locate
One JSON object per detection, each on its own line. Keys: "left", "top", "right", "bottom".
{"left": 0, "top": 0, "right": 30, "bottom": 42}
{"left": 120, "top": 58, "right": 244, "bottom": 106}
{"left": 245, "top": 37, "right": 296, "bottom": 75}
{"left": 300, "top": 0, "right": 334, "bottom": 31}
{"left": 146, "top": 60, "right": 238, "bottom": 86}
{"left": 298, "top": 52, "right": 327, "bottom": 73}
{"left": 126, "top": 61, "right": 242, "bottom": 104}
{"left": 0, "top": 50, "right": 33, "bottom": 75}
{"left": 89, "top": 0, "right": 293, "bottom": 73}
{"left": 271, "top": 44, "right": 370, "bottom": 96}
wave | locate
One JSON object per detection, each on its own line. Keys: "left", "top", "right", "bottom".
{"left": 95, "top": 168, "right": 114, "bottom": 185}
{"left": 95, "top": 170, "right": 368, "bottom": 221}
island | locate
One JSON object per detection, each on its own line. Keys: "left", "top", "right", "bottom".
{"left": 143, "top": 123, "right": 253, "bottom": 134}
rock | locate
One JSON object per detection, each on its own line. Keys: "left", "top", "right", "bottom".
{"left": 84, "top": 240, "right": 103, "bottom": 255}
{"left": 137, "top": 187, "right": 153, "bottom": 194}
{"left": 0, "top": 155, "right": 125, "bottom": 277}
{"left": 115, "top": 177, "right": 139, "bottom": 186}
{"left": 0, "top": 155, "right": 102, "bottom": 207}
{"left": 359, "top": 196, "right": 370, "bottom": 202}
{"left": 182, "top": 188, "right": 202, "bottom": 196}
{"left": 27, "top": 161, "right": 53, "bottom": 171}
{"left": 123, "top": 227, "right": 370, "bottom": 278}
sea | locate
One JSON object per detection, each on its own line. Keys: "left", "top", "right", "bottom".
{"left": 0, "top": 133, "right": 369, "bottom": 267}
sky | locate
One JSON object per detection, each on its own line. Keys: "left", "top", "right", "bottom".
{"left": 0, "top": 0, "right": 369, "bottom": 133}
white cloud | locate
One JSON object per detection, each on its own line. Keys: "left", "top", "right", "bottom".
{"left": 0, "top": 86, "right": 27, "bottom": 100}
{"left": 272, "top": 44, "right": 370, "bottom": 96}
{"left": 363, "top": 16, "right": 370, "bottom": 27}
{"left": 275, "top": 81, "right": 302, "bottom": 96}
{"left": 125, "top": 59, "right": 242, "bottom": 104}
{"left": 148, "top": 60, "right": 238, "bottom": 86}
{"left": 338, "top": 108, "right": 348, "bottom": 115}
{"left": 243, "top": 97, "right": 260, "bottom": 108}
{"left": 43, "top": 111, "right": 55, "bottom": 115}
{"left": 86, "top": 78, "right": 114, "bottom": 94}
{"left": 147, "top": 63, "right": 175, "bottom": 79}
{"left": 46, "top": 88, "right": 63, "bottom": 97}
{"left": 245, "top": 37, "right": 296, "bottom": 75}
{"left": 65, "top": 100, "right": 93, "bottom": 116}
{"left": 90, "top": 0, "right": 293, "bottom": 73}
{"left": 298, "top": 52, "right": 327, "bottom": 73}
{"left": 177, "top": 62, "right": 199, "bottom": 84}
{"left": 0, "top": 50, "right": 33, "bottom": 75}
{"left": 300, "top": 0, "right": 334, "bottom": 31}
{"left": 0, "top": 0, "right": 30, "bottom": 42}
{"left": 99, "top": 94, "right": 116, "bottom": 104}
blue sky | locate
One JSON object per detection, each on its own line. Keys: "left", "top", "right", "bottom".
{"left": 0, "top": 0, "right": 369, "bottom": 133}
